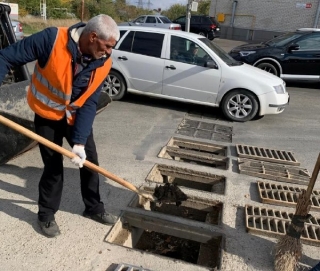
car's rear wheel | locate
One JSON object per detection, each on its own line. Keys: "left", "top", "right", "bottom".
{"left": 198, "top": 31, "right": 207, "bottom": 37}
{"left": 102, "top": 70, "right": 126, "bottom": 101}
{"left": 221, "top": 89, "right": 259, "bottom": 122}
{"left": 256, "top": 62, "right": 279, "bottom": 76}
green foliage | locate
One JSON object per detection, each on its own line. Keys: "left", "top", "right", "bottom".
{"left": 161, "top": 4, "right": 186, "bottom": 21}
{"left": 195, "top": 0, "right": 211, "bottom": 15}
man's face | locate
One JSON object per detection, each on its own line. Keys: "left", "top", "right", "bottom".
{"left": 87, "top": 32, "right": 117, "bottom": 59}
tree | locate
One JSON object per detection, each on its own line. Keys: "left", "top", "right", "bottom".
{"left": 161, "top": 4, "right": 185, "bottom": 21}
{"left": 195, "top": 0, "right": 210, "bottom": 15}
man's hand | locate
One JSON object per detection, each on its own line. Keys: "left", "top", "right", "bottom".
{"left": 71, "top": 144, "right": 86, "bottom": 168}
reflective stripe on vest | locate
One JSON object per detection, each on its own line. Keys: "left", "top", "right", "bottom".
{"left": 27, "top": 27, "right": 112, "bottom": 124}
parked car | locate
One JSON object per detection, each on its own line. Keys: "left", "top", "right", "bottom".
{"left": 229, "top": 28, "right": 320, "bottom": 82}
{"left": 118, "top": 15, "right": 181, "bottom": 30}
{"left": 103, "top": 26, "right": 289, "bottom": 122}
{"left": 11, "top": 20, "right": 24, "bottom": 41}
{"left": 172, "top": 15, "right": 220, "bottom": 40}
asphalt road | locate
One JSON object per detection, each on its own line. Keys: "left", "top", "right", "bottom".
{"left": 1, "top": 38, "right": 320, "bottom": 271}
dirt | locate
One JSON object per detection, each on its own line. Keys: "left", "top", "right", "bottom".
{"left": 153, "top": 183, "right": 188, "bottom": 206}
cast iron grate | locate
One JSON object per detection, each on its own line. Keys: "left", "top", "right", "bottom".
{"left": 176, "top": 118, "right": 233, "bottom": 142}
{"left": 238, "top": 158, "right": 310, "bottom": 185}
{"left": 146, "top": 164, "right": 226, "bottom": 194}
{"left": 236, "top": 144, "right": 300, "bottom": 165}
{"left": 114, "top": 263, "right": 152, "bottom": 271}
{"left": 257, "top": 181, "right": 320, "bottom": 211}
{"left": 158, "top": 137, "right": 229, "bottom": 170}
{"left": 245, "top": 205, "right": 320, "bottom": 246}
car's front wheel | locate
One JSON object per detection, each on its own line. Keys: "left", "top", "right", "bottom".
{"left": 102, "top": 70, "right": 126, "bottom": 101}
{"left": 256, "top": 62, "right": 279, "bottom": 76}
{"left": 221, "top": 89, "right": 259, "bottom": 122}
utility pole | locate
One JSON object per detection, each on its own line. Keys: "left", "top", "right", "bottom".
{"left": 185, "top": 0, "right": 192, "bottom": 32}
{"left": 81, "top": 0, "right": 84, "bottom": 21}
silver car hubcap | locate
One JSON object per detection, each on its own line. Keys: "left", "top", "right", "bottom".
{"left": 104, "top": 75, "right": 121, "bottom": 97}
{"left": 227, "top": 94, "right": 252, "bottom": 118}
{"left": 258, "top": 64, "right": 277, "bottom": 75}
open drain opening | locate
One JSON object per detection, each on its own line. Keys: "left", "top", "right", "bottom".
{"left": 130, "top": 188, "right": 223, "bottom": 225}
{"left": 146, "top": 164, "right": 226, "bottom": 194}
{"left": 106, "top": 212, "right": 223, "bottom": 269}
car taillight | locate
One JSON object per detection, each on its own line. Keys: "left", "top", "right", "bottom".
{"left": 170, "top": 26, "right": 181, "bottom": 30}
{"left": 210, "top": 24, "right": 216, "bottom": 29}
{"left": 18, "top": 23, "right": 23, "bottom": 32}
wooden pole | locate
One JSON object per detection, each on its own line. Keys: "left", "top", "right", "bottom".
{"left": 81, "top": 0, "right": 84, "bottom": 21}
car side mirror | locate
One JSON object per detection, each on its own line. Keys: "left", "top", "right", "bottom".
{"left": 288, "top": 44, "right": 300, "bottom": 52}
{"left": 206, "top": 61, "right": 218, "bottom": 69}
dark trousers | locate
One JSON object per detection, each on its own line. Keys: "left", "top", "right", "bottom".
{"left": 34, "top": 114, "right": 105, "bottom": 222}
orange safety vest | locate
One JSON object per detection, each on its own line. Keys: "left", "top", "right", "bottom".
{"left": 27, "top": 27, "right": 112, "bottom": 125}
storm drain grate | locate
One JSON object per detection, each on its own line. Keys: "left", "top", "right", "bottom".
{"left": 236, "top": 144, "right": 300, "bottom": 165}
{"left": 130, "top": 187, "right": 223, "bottom": 225}
{"left": 257, "top": 181, "right": 320, "bottom": 211}
{"left": 146, "top": 164, "right": 226, "bottom": 194}
{"left": 245, "top": 205, "right": 320, "bottom": 246}
{"left": 114, "top": 263, "right": 152, "bottom": 271}
{"left": 158, "top": 137, "right": 229, "bottom": 170}
{"left": 238, "top": 158, "right": 310, "bottom": 185}
{"left": 106, "top": 211, "right": 224, "bottom": 269}
{"left": 176, "top": 118, "right": 233, "bottom": 142}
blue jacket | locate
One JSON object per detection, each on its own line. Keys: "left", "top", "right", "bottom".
{"left": 0, "top": 22, "right": 107, "bottom": 145}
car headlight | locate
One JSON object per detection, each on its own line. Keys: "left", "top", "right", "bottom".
{"left": 273, "top": 84, "right": 286, "bottom": 94}
{"left": 239, "top": 51, "right": 256, "bottom": 57}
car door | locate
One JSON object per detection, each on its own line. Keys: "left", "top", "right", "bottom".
{"left": 162, "top": 35, "right": 221, "bottom": 103}
{"left": 282, "top": 33, "right": 320, "bottom": 77}
{"left": 112, "top": 30, "right": 165, "bottom": 94}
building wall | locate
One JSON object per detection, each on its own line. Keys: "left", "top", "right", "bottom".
{"left": 210, "top": 0, "right": 320, "bottom": 42}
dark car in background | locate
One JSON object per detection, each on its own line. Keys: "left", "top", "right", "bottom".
{"left": 229, "top": 28, "right": 320, "bottom": 82}
{"left": 173, "top": 15, "right": 220, "bottom": 40}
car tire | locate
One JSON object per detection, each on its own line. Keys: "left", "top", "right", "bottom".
{"left": 198, "top": 31, "right": 207, "bottom": 37}
{"left": 221, "top": 89, "right": 259, "bottom": 122}
{"left": 102, "top": 70, "right": 126, "bottom": 101}
{"left": 256, "top": 62, "right": 279, "bottom": 76}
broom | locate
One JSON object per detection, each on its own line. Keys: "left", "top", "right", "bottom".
{"left": 274, "top": 153, "right": 320, "bottom": 271}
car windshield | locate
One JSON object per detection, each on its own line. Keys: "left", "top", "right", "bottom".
{"left": 263, "top": 32, "right": 304, "bottom": 46}
{"left": 159, "top": 16, "right": 171, "bottom": 23}
{"left": 200, "top": 38, "right": 242, "bottom": 66}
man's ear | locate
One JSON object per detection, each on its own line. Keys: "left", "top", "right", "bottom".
{"left": 89, "top": 32, "right": 98, "bottom": 42}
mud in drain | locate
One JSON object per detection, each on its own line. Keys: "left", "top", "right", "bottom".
{"left": 130, "top": 187, "right": 223, "bottom": 225}
{"left": 105, "top": 211, "right": 224, "bottom": 269}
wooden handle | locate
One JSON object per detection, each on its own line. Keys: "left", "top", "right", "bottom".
{"left": 0, "top": 115, "right": 141, "bottom": 194}
{"left": 306, "top": 153, "right": 320, "bottom": 199}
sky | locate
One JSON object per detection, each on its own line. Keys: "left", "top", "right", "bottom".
{"left": 129, "top": 0, "right": 188, "bottom": 11}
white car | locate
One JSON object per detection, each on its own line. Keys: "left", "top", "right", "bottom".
{"left": 103, "top": 26, "right": 289, "bottom": 122}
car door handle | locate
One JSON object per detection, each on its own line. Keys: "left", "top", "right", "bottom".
{"left": 165, "top": 65, "right": 176, "bottom": 70}
{"left": 118, "top": 56, "right": 128, "bottom": 60}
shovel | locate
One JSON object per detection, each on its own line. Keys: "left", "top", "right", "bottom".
{"left": 0, "top": 114, "right": 161, "bottom": 202}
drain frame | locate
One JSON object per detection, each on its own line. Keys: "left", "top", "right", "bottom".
{"left": 129, "top": 186, "right": 223, "bottom": 225}
{"left": 146, "top": 163, "right": 226, "bottom": 194}
{"left": 106, "top": 211, "right": 224, "bottom": 269}
{"left": 158, "top": 137, "right": 229, "bottom": 170}
{"left": 238, "top": 158, "right": 310, "bottom": 185}
{"left": 257, "top": 181, "right": 320, "bottom": 212}
{"left": 236, "top": 144, "right": 300, "bottom": 165}
{"left": 245, "top": 205, "right": 320, "bottom": 246}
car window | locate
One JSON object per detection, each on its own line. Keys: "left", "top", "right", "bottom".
{"left": 170, "top": 35, "right": 213, "bottom": 67}
{"left": 191, "top": 16, "right": 200, "bottom": 23}
{"left": 156, "top": 17, "right": 162, "bottom": 23}
{"left": 133, "top": 16, "right": 145, "bottom": 23}
{"left": 159, "top": 16, "right": 171, "bottom": 23}
{"left": 264, "top": 32, "right": 303, "bottom": 47}
{"left": 131, "top": 31, "right": 164, "bottom": 58}
{"left": 118, "top": 31, "right": 134, "bottom": 52}
{"left": 146, "top": 16, "right": 156, "bottom": 23}
{"left": 119, "top": 30, "right": 127, "bottom": 40}
{"left": 175, "top": 17, "right": 186, "bottom": 24}
{"left": 295, "top": 33, "right": 320, "bottom": 50}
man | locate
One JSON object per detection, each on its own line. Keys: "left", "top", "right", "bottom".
{"left": 186, "top": 43, "right": 199, "bottom": 64}
{"left": 0, "top": 14, "right": 120, "bottom": 238}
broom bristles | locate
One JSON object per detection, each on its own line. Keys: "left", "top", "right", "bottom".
{"left": 274, "top": 234, "right": 302, "bottom": 271}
